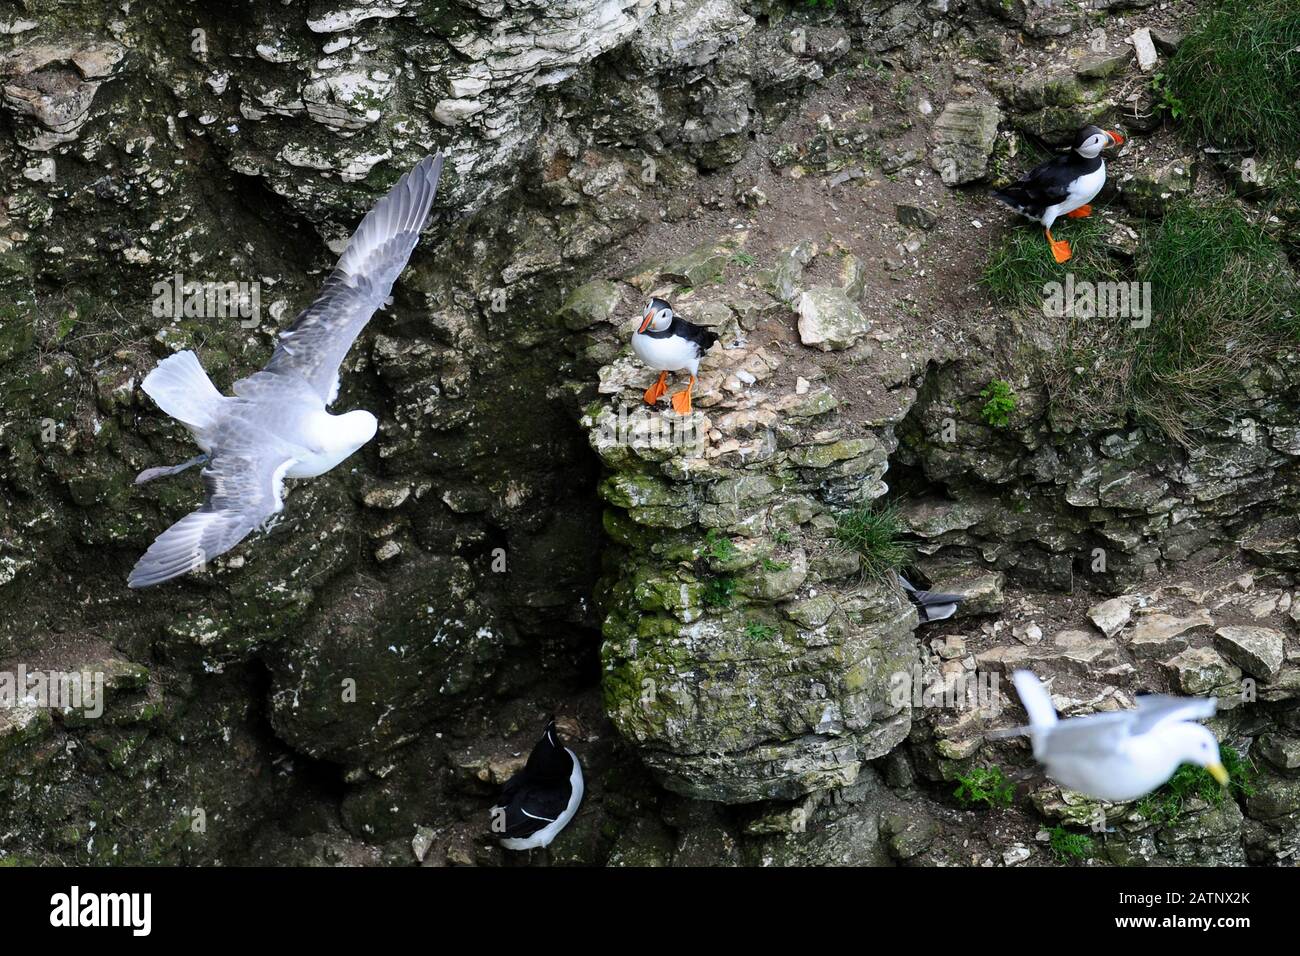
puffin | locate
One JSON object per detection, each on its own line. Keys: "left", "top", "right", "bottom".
{"left": 992, "top": 125, "right": 1125, "bottom": 264}
{"left": 631, "top": 296, "right": 718, "bottom": 415}
{"left": 489, "top": 717, "right": 584, "bottom": 852}
{"left": 899, "top": 573, "right": 965, "bottom": 623}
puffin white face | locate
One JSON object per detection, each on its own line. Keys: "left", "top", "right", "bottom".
{"left": 1075, "top": 128, "right": 1125, "bottom": 159}
{"left": 637, "top": 300, "right": 674, "bottom": 334}
{"left": 1169, "top": 723, "right": 1230, "bottom": 784}
{"left": 340, "top": 409, "right": 378, "bottom": 449}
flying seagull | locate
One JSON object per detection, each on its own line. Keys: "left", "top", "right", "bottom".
{"left": 997, "top": 670, "right": 1229, "bottom": 802}
{"left": 128, "top": 154, "right": 445, "bottom": 588}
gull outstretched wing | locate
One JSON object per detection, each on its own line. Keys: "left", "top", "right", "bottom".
{"left": 128, "top": 412, "right": 299, "bottom": 588}
{"left": 264, "top": 154, "right": 445, "bottom": 403}
{"left": 1129, "top": 694, "right": 1217, "bottom": 734}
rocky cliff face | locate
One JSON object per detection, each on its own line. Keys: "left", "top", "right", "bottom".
{"left": 1, "top": 0, "right": 1298, "bottom": 866}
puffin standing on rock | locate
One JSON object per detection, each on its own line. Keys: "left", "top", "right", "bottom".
{"left": 490, "top": 717, "right": 584, "bottom": 851}
{"left": 992, "top": 125, "right": 1125, "bottom": 263}
{"left": 631, "top": 297, "right": 718, "bottom": 415}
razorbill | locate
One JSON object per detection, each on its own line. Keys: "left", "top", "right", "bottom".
{"left": 490, "top": 717, "right": 584, "bottom": 851}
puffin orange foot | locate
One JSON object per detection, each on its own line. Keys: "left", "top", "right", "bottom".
{"left": 1066, "top": 204, "right": 1093, "bottom": 219}
{"left": 1045, "top": 230, "right": 1073, "bottom": 264}
{"left": 643, "top": 371, "right": 669, "bottom": 405}
{"left": 670, "top": 377, "right": 695, "bottom": 415}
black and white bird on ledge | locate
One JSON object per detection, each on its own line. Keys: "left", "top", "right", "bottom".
{"left": 631, "top": 296, "right": 718, "bottom": 415}
{"left": 899, "top": 573, "right": 965, "bottom": 623}
{"left": 991, "top": 125, "right": 1125, "bottom": 264}
{"left": 490, "top": 717, "right": 584, "bottom": 852}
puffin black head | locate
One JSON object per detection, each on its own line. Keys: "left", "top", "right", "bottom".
{"left": 638, "top": 297, "right": 674, "bottom": 334}
{"left": 1072, "top": 124, "right": 1125, "bottom": 159}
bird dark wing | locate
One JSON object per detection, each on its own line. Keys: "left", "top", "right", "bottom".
{"left": 264, "top": 154, "right": 445, "bottom": 404}
{"left": 671, "top": 316, "right": 719, "bottom": 354}
{"left": 1017, "top": 153, "right": 1081, "bottom": 204}
{"left": 491, "top": 780, "right": 571, "bottom": 839}
{"left": 128, "top": 412, "right": 299, "bottom": 588}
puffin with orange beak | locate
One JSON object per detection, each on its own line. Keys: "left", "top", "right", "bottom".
{"left": 630, "top": 297, "right": 718, "bottom": 415}
{"left": 992, "top": 125, "right": 1125, "bottom": 263}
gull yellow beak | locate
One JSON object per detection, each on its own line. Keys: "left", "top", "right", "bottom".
{"left": 1207, "top": 762, "right": 1230, "bottom": 786}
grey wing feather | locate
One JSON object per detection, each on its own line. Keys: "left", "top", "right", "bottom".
{"left": 1130, "top": 694, "right": 1216, "bottom": 734}
{"left": 128, "top": 414, "right": 298, "bottom": 588}
{"left": 231, "top": 368, "right": 326, "bottom": 407}
{"left": 264, "top": 154, "right": 445, "bottom": 403}
{"left": 1038, "top": 710, "right": 1137, "bottom": 757}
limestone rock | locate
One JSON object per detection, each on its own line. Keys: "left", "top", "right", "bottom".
{"left": 1213, "top": 625, "right": 1285, "bottom": 682}
{"left": 1162, "top": 647, "right": 1242, "bottom": 696}
{"left": 1124, "top": 610, "right": 1212, "bottom": 659}
{"left": 1087, "top": 597, "right": 1130, "bottom": 638}
{"left": 796, "top": 287, "right": 872, "bottom": 351}
{"left": 559, "top": 279, "right": 623, "bottom": 331}
{"left": 929, "top": 100, "right": 1001, "bottom": 185}
{"left": 1258, "top": 734, "right": 1300, "bottom": 772}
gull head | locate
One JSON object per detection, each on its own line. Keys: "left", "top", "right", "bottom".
{"left": 339, "top": 409, "right": 378, "bottom": 449}
{"left": 1167, "top": 723, "right": 1230, "bottom": 785}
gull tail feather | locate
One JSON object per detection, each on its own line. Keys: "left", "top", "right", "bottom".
{"left": 142, "top": 350, "right": 223, "bottom": 431}
{"left": 1011, "top": 670, "right": 1057, "bottom": 761}
{"left": 1011, "top": 670, "right": 1058, "bottom": 729}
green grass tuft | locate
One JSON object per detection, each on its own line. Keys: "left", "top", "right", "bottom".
{"left": 953, "top": 766, "right": 1015, "bottom": 809}
{"left": 833, "top": 502, "right": 909, "bottom": 580}
{"left": 982, "top": 213, "right": 1116, "bottom": 307}
{"left": 1163, "top": 0, "right": 1300, "bottom": 157}
{"left": 984, "top": 198, "right": 1300, "bottom": 440}
{"left": 1127, "top": 201, "right": 1300, "bottom": 435}
{"left": 702, "top": 575, "right": 736, "bottom": 608}
{"left": 704, "top": 528, "right": 737, "bottom": 562}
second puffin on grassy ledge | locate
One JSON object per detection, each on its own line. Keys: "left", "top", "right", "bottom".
{"left": 631, "top": 297, "right": 719, "bottom": 416}
{"left": 992, "top": 125, "right": 1125, "bottom": 264}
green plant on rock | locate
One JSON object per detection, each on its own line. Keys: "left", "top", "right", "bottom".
{"left": 702, "top": 575, "right": 736, "bottom": 608}
{"left": 953, "top": 766, "right": 1015, "bottom": 809}
{"left": 833, "top": 502, "right": 908, "bottom": 581}
{"left": 1048, "top": 826, "right": 1093, "bottom": 863}
{"left": 730, "top": 252, "right": 757, "bottom": 268}
{"left": 744, "top": 620, "right": 775, "bottom": 641}
{"left": 1136, "top": 744, "right": 1256, "bottom": 826}
{"left": 1150, "top": 71, "right": 1186, "bottom": 122}
{"left": 703, "top": 528, "right": 737, "bottom": 562}
{"left": 978, "top": 380, "right": 1017, "bottom": 428}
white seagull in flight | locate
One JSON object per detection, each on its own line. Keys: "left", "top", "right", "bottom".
{"left": 129, "top": 154, "right": 445, "bottom": 588}
{"left": 1003, "top": 670, "right": 1230, "bottom": 802}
